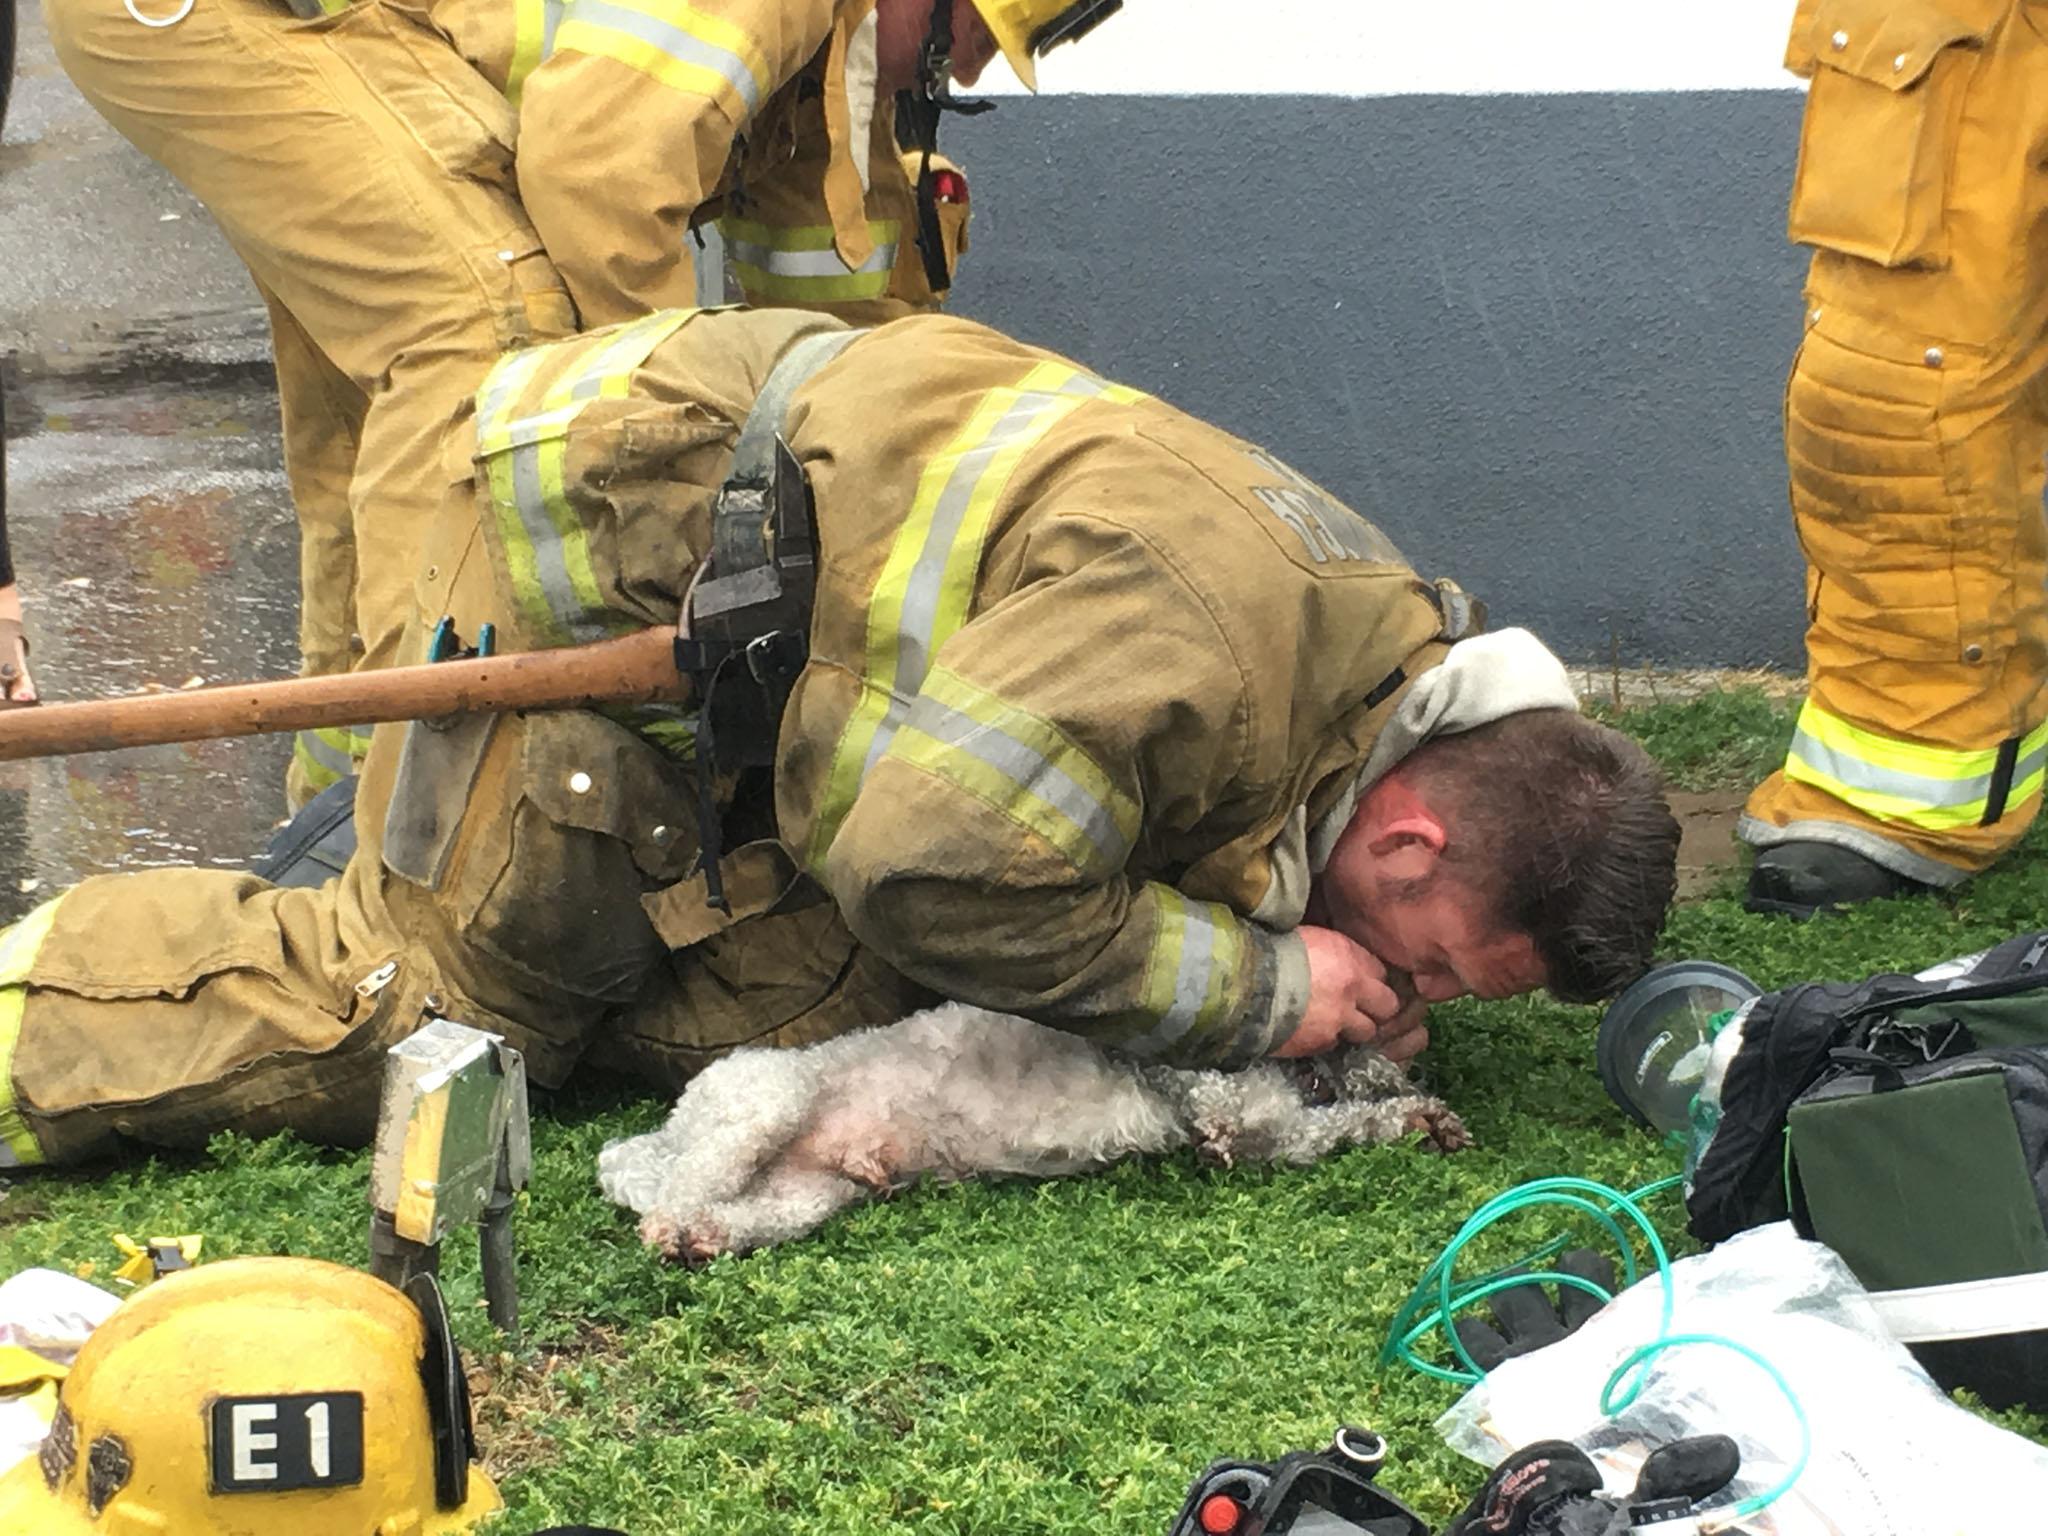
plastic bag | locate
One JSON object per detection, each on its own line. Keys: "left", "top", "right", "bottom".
{"left": 1436, "top": 1224, "right": 2048, "bottom": 1534}
{"left": 0, "top": 1267, "right": 116, "bottom": 1366}
{"left": 0, "top": 1268, "right": 118, "bottom": 1476}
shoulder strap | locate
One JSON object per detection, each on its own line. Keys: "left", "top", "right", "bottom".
{"left": 710, "top": 327, "right": 867, "bottom": 584}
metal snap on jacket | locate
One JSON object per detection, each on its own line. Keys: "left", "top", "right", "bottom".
{"left": 1924, "top": 347, "right": 1945, "bottom": 367}
{"left": 568, "top": 771, "right": 593, "bottom": 795}
{"left": 1831, "top": 29, "right": 1848, "bottom": 48}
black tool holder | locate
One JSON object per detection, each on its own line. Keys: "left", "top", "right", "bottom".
{"left": 677, "top": 328, "right": 862, "bottom": 911}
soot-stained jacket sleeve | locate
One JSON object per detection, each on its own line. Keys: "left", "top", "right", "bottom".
{"left": 820, "top": 516, "right": 1311, "bottom": 1066}
{"left": 515, "top": 0, "right": 837, "bottom": 327}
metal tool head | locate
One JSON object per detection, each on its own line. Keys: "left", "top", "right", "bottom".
{"left": 371, "top": 1019, "right": 530, "bottom": 1246}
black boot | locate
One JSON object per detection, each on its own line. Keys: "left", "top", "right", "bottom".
{"left": 1745, "top": 840, "right": 1929, "bottom": 919}
{"left": 251, "top": 775, "right": 358, "bottom": 889}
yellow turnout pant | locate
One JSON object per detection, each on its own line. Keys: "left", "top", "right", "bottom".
{"left": 43, "top": 0, "right": 578, "bottom": 807}
{"left": 1742, "top": 0, "right": 2048, "bottom": 882}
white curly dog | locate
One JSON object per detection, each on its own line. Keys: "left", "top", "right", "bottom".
{"left": 598, "top": 1002, "right": 1470, "bottom": 1264}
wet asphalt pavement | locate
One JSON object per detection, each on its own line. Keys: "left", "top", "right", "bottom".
{"left": 2, "top": 6, "right": 298, "bottom": 925}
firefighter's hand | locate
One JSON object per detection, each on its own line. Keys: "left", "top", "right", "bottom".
{"left": 0, "top": 585, "right": 36, "bottom": 707}
{"left": 1275, "top": 926, "right": 1425, "bottom": 1059}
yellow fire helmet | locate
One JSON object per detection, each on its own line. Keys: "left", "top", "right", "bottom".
{"left": 969, "top": 0, "right": 1123, "bottom": 90}
{"left": 0, "top": 1257, "right": 502, "bottom": 1535}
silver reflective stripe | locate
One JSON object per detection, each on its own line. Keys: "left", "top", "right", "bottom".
{"left": 722, "top": 235, "right": 898, "bottom": 279}
{"left": 506, "top": 442, "right": 603, "bottom": 641}
{"left": 902, "top": 693, "right": 1130, "bottom": 869}
{"left": 2017, "top": 738, "right": 2048, "bottom": 795}
{"left": 862, "top": 374, "right": 1111, "bottom": 777}
{"left": 490, "top": 311, "right": 694, "bottom": 454}
{"left": 476, "top": 347, "right": 549, "bottom": 449}
{"left": 1788, "top": 725, "right": 1995, "bottom": 809}
{"left": 1121, "top": 903, "right": 1222, "bottom": 1057}
{"left": 541, "top": 0, "right": 565, "bottom": 56}
{"left": 568, "top": 0, "right": 763, "bottom": 111}
{"left": 1168, "top": 909, "right": 1219, "bottom": 1037}
{"left": 295, "top": 729, "right": 355, "bottom": 783}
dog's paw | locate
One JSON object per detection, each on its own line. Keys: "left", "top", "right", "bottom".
{"left": 640, "top": 1211, "right": 732, "bottom": 1266}
{"left": 1406, "top": 1103, "right": 1473, "bottom": 1154}
{"left": 1190, "top": 1123, "right": 1237, "bottom": 1169}
{"left": 837, "top": 1146, "right": 901, "bottom": 1194}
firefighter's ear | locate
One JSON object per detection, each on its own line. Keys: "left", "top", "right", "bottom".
{"left": 1357, "top": 778, "right": 1449, "bottom": 880}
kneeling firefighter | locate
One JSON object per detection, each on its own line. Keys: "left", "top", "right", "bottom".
{"left": 0, "top": 305, "right": 1679, "bottom": 1166}
{"left": 42, "top": 0, "right": 1121, "bottom": 808}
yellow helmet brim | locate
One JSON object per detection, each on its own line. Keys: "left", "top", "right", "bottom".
{"left": 0, "top": 1446, "right": 504, "bottom": 1533}
{"left": 0, "top": 1454, "right": 94, "bottom": 1535}
{"left": 971, "top": 2, "right": 1039, "bottom": 91}
{"left": 991, "top": 32, "right": 1038, "bottom": 90}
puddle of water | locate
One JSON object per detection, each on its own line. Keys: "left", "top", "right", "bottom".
{"left": 1, "top": 361, "right": 298, "bottom": 923}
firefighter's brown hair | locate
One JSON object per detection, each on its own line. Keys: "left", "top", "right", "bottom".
{"left": 1402, "top": 709, "right": 1680, "bottom": 1004}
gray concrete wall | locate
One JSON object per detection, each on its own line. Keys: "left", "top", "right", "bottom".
{"left": 948, "top": 91, "right": 1815, "bottom": 670}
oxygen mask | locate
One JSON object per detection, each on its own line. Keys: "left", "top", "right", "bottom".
{"left": 1596, "top": 962, "right": 1761, "bottom": 1162}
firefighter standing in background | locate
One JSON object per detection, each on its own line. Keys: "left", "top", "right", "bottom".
{"left": 1741, "top": 0, "right": 2048, "bottom": 915}
{"left": 39, "top": 0, "right": 1116, "bottom": 806}
{"left": 0, "top": 307, "right": 1678, "bottom": 1166}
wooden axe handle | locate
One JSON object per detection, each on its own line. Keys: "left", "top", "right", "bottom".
{"left": 0, "top": 627, "right": 689, "bottom": 762}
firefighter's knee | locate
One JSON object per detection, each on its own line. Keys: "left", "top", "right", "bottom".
{"left": 381, "top": 710, "right": 701, "bottom": 1074}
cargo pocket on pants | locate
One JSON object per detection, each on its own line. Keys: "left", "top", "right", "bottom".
{"left": 318, "top": 0, "right": 578, "bottom": 342}
{"left": 438, "top": 712, "right": 699, "bottom": 1005}
{"left": 1785, "top": 314, "right": 1973, "bottom": 661}
{"left": 1786, "top": 0, "right": 2007, "bottom": 268}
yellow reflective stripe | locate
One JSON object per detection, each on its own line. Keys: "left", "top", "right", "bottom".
{"left": 293, "top": 723, "right": 371, "bottom": 790}
{"left": 505, "top": 0, "right": 566, "bottom": 105}
{"left": 805, "top": 362, "right": 1143, "bottom": 869}
{"left": 552, "top": 0, "right": 768, "bottom": 111}
{"left": 474, "top": 346, "right": 553, "bottom": 457}
{"left": 722, "top": 218, "right": 900, "bottom": 304}
{"left": 1786, "top": 702, "right": 2048, "bottom": 831}
{"left": 1116, "top": 888, "right": 1245, "bottom": 1059}
{"left": 886, "top": 664, "right": 1139, "bottom": 876}
{"left": 474, "top": 312, "right": 697, "bottom": 643}
{"left": 486, "top": 436, "right": 617, "bottom": 645}
{"left": 0, "top": 899, "right": 65, "bottom": 1167}
{"left": 477, "top": 310, "right": 695, "bottom": 455}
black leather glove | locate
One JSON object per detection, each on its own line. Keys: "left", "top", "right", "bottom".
{"left": 1444, "top": 1436, "right": 1741, "bottom": 1536}
{"left": 1452, "top": 1249, "right": 1617, "bottom": 1373}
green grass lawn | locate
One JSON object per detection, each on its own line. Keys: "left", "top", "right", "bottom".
{"left": 3, "top": 687, "right": 2045, "bottom": 1533}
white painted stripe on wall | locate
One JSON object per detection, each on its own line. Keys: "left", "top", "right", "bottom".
{"left": 975, "top": 0, "right": 1803, "bottom": 97}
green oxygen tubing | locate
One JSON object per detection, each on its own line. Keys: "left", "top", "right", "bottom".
{"left": 1382, "top": 1174, "right": 1811, "bottom": 1527}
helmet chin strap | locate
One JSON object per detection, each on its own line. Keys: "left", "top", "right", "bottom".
{"left": 900, "top": 0, "right": 994, "bottom": 293}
